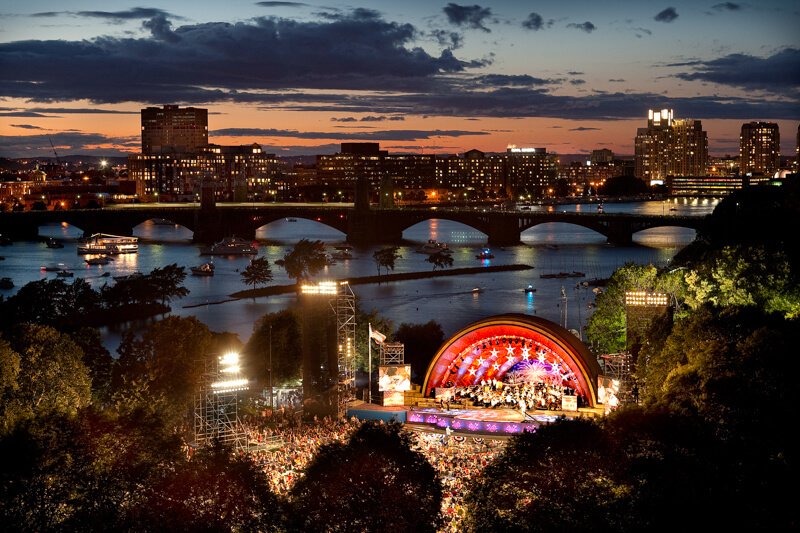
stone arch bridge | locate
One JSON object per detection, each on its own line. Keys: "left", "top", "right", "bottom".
{"left": 0, "top": 205, "right": 706, "bottom": 246}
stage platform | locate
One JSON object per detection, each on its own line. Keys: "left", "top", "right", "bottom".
{"left": 346, "top": 401, "right": 604, "bottom": 435}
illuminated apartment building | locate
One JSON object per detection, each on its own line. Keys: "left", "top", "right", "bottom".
{"left": 141, "top": 105, "right": 208, "bottom": 154}
{"left": 634, "top": 109, "right": 708, "bottom": 183}
{"left": 740, "top": 122, "right": 780, "bottom": 176}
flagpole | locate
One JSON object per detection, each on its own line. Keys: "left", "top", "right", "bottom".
{"left": 368, "top": 323, "right": 372, "bottom": 404}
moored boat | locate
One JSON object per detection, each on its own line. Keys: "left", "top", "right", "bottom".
{"left": 113, "top": 272, "right": 144, "bottom": 282}
{"left": 476, "top": 248, "right": 494, "bottom": 260}
{"left": 191, "top": 262, "right": 215, "bottom": 276}
{"left": 200, "top": 236, "right": 257, "bottom": 255}
{"left": 524, "top": 284, "right": 537, "bottom": 293}
{"left": 57, "top": 270, "right": 74, "bottom": 278}
{"left": 77, "top": 234, "right": 138, "bottom": 255}
{"left": 416, "top": 239, "right": 449, "bottom": 254}
{"left": 85, "top": 255, "right": 112, "bottom": 265}
{"left": 331, "top": 246, "right": 353, "bottom": 260}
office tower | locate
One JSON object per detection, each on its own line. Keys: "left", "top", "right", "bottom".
{"left": 141, "top": 105, "right": 208, "bottom": 154}
{"left": 739, "top": 122, "right": 780, "bottom": 176}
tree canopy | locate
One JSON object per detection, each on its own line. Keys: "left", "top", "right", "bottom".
{"left": 426, "top": 250, "right": 454, "bottom": 271}
{"left": 288, "top": 421, "right": 442, "bottom": 533}
{"left": 241, "top": 256, "right": 273, "bottom": 291}
{"left": 372, "top": 246, "right": 402, "bottom": 277}
{"left": 279, "top": 239, "right": 329, "bottom": 285}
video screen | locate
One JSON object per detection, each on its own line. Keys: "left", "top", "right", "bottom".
{"left": 378, "top": 365, "right": 411, "bottom": 392}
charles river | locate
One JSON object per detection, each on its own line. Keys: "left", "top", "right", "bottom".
{"left": 0, "top": 198, "right": 717, "bottom": 351}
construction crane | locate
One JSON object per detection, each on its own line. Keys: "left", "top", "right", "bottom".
{"left": 48, "top": 137, "right": 61, "bottom": 166}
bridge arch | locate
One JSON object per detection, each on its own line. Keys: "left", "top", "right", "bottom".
{"left": 422, "top": 314, "right": 601, "bottom": 406}
{"left": 401, "top": 218, "right": 489, "bottom": 242}
{"left": 254, "top": 215, "right": 347, "bottom": 240}
{"left": 632, "top": 225, "right": 697, "bottom": 246}
{"left": 521, "top": 221, "right": 608, "bottom": 244}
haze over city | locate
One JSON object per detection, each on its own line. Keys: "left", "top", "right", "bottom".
{"left": 1, "top": 0, "right": 798, "bottom": 158}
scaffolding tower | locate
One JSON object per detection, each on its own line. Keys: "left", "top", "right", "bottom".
{"left": 600, "top": 352, "right": 635, "bottom": 404}
{"left": 331, "top": 281, "right": 356, "bottom": 418}
{"left": 194, "top": 352, "right": 249, "bottom": 451}
{"left": 380, "top": 342, "right": 405, "bottom": 365}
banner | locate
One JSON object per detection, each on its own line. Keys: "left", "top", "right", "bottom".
{"left": 369, "top": 323, "right": 386, "bottom": 344}
{"left": 561, "top": 395, "right": 578, "bottom": 411}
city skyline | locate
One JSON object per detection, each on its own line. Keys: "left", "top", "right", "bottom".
{"left": 1, "top": 0, "right": 798, "bottom": 158}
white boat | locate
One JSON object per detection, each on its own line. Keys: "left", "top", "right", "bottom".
{"left": 416, "top": 239, "right": 449, "bottom": 254}
{"left": 191, "top": 262, "right": 215, "bottom": 276}
{"left": 77, "top": 234, "right": 138, "bottom": 255}
{"left": 41, "top": 263, "right": 67, "bottom": 272}
{"left": 331, "top": 246, "right": 353, "bottom": 260}
{"left": 200, "top": 236, "right": 258, "bottom": 256}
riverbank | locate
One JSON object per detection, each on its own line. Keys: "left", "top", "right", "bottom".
{"left": 229, "top": 264, "right": 534, "bottom": 299}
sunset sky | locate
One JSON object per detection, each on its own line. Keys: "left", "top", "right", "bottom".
{"left": 1, "top": 0, "right": 798, "bottom": 158}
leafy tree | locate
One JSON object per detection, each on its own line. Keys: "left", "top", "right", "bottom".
{"left": 241, "top": 256, "right": 273, "bottom": 290}
{"left": 372, "top": 246, "right": 401, "bottom": 277}
{"left": 464, "top": 417, "right": 624, "bottom": 532}
{"left": 586, "top": 263, "right": 685, "bottom": 354}
{"left": 71, "top": 327, "right": 114, "bottom": 405}
{"left": 354, "top": 306, "right": 393, "bottom": 372}
{"left": 140, "top": 440, "right": 283, "bottom": 532}
{"left": 279, "top": 238, "right": 328, "bottom": 285}
{"left": 0, "top": 278, "right": 102, "bottom": 332}
{"left": 3, "top": 324, "right": 91, "bottom": 429}
{"left": 394, "top": 320, "right": 444, "bottom": 382}
{"left": 683, "top": 245, "right": 800, "bottom": 318}
{"left": 111, "top": 316, "right": 214, "bottom": 424}
{"left": 0, "top": 337, "right": 21, "bottom": 434}
{"left": 147, "top": 263, "right": 189, "bottom": 305}
{"left": 426, "top": 250, "right": 453, "bottom": 271}
{"left": 244, "top": 309, "right": 302, "bottom": 386}
{"left": 288, "top": 421, "right": 442, "bottom": 532}
{"left": 598, "top": 175, "right": 650, "bottom": 196}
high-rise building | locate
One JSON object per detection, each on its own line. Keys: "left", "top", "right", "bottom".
{"left": 739, "top": 122, "right": 780, "bottom": 176}
{"left": 634, "top": 109, "right": 708, "bottom": 182}
{"left": 141, "top": 105, "right": 208, "bottom": 154}
{"left": 670, "top": 119, "right": 708, "bottom": 177}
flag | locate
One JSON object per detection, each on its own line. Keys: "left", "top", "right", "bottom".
{"left": 369, "top": 323, "right": 386, "bottom": 344}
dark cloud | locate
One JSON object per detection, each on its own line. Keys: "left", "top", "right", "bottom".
{"left": 673, "top": 48, "right": 800, "bottom": 95}
{"left": 142, "top": 14, "right": 180, "bottom": 43}
{"left": 431, "top": 30, "right": 464, "bottom": 49}
{"left": 32, "top": 8, "right": 174, "bottom": 21}
{"left": 0, "top": 132, "right": 137, "bottom": 157}
{"left": 0, "top": 11, "right": 482, "bottom": 104}
{"left": 255, "top": 2, "right": 308, "bottom": 7}
{"left": 654, "top": 7, "right": 679, "bottom": 23}
{"left": 608, "top": 78, "right": 626, "bottom": 82}
{"left": 10, "top": 124, "right": 46, "bottom": 130}
{"left": 567, "top": 71, "right": 584, "bottom": 76}
{"left": 570, "top": 79, "right": 586, "bottom": 85}
{"left": 521, "top": 12, "right": 544, "bottom": 31}
{"left": 25, "top": 107, "right": 137, "bottom": 114}
{"left": 443, "top": 3, "right": 493, "bottom": 32}
{"left": 0, "top": 111, "right": 54, "bottom": 117}
{"left": 711, "top": 2, "right": 742, "bottom": 11}
{"left": 570, "top": 127, "right": 600, "bottom": 131}
{"left": 475, "top": 74, "right": 555, "bottom": 87}
{"left": 331, "top": 116, "right": 404, "bottom": 122}
{"left": 567, "top": 21, "right": 596, "bottom": 33}
{"left": 210, "top": 128, "right": 489, "bottom": 141}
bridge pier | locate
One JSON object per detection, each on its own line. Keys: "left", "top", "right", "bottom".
{"left": 486, "top": 215, "right": 521, "bottom": 246}
{"left": 347, "top": 211, "right": 403, "bottom": 244}
{"left": 604, "top": 221, "right": 634, "bottom": 246}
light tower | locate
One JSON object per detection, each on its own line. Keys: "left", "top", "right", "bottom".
{"left": 194, "top": 352, "right": 249, "bottom": 451}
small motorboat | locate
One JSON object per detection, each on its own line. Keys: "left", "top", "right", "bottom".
{"left": 57, "top": 270, "right": 74, "bottom": 278}
{"left": 472, "top": 287, "right": 483, "bottom": 294}
{"left": 524, "top": 284, "right": 537, "bottom": 294}
{"left": 114, "top": 272, "right": 144, "bottom": 282}
{"left": 0, "top": 277, "right": 13, "bottom": 290}
{"left": 191, "top": 262, "right": 215, "bottom": 276}
{"left": 286, "top": 218, "right": 298, "bottom": 222}
{"left": 41, "top": 263, "right": 67, "bottom": 272}
{"left": 476, "top": 248, "right": 494, "bottom": 260}
{"left": 331, "top": 246, "right": 353, "bottom": 260}
{"left": 86, "top": 256, "right": 112, "bottom": 265}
